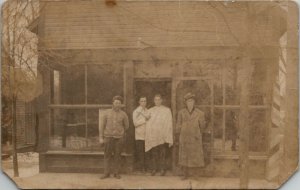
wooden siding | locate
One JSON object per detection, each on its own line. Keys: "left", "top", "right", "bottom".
{"left": 39, "top": 0, "right": 285, "bottom": 49}
{"left": 41, "top": 46, "right": 281, "bottom": 68}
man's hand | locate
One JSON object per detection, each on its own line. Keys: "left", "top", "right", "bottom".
{"left": 145, "top": 113, "right": 151, "bottom": 120}
{"left": 99, "top": 137, "right": 105, "bottom": 144}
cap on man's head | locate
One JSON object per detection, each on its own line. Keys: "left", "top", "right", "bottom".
{"left": 184, "top": 92, "right": 195, "bottom": 101}
{"left": 112, "top": 95, "right": 123, "bottom": 103}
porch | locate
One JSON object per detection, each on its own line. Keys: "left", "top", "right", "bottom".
{"left": 2, "top": 152, "right": 279, "bottom": 189}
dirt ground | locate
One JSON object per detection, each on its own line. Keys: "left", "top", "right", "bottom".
{"left": 1, "top": 152, "right": 279, "bottom": 189}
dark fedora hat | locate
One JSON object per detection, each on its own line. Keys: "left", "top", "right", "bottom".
{"left": 184, "top": 92, "right": 196, "bottom": 101}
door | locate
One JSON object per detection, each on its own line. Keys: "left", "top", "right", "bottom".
{"left": 133, "top": 78, "right": 173, "bottom": 170}
{"left": 134, "top": 79, "right": 172, "bottom": 109}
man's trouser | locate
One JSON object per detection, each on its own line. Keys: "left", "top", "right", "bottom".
{"left": 104, "top": 137, "right": 123, "bottom": 175}
{"left": 135, "top": 140, "right": 145, "bottom": 170}
{"left": 149, "top": 143, "right": 167, "bottom": 171}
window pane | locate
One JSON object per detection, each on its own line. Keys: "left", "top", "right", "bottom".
{"left": 87, "top": 64, "right": 124, "bottom": 104}
{"left": 249, "top": 60, "right": 268, "bottom": 105}
{"left": 53, "top": 70, "right": 61, "bottom": 104}
{"left": 249, "top": 109, "right": 267, "bottom": 152}
{"left": 63, "top": 65, "right": 85, "bottom": 104}
{"left": 196, "top": 107, "right": 211, "bottom": 130}
{"left": 225, "top": 109, "right": 239, "bottom": 152}
{"left": 197, "top": 107, "right": 211, "bottom": 164}
{"left": 86, "top": 109, "right": 104, "bottom": 151}
{"left": 225, "top": 62, "right": 240, "bottom": 105}
{"left": 50, "top": 108, "right": 87, "bottom": 150}
{"left": 213, "top": 81, "right": 223, "bottom": 105}
{"left": 213, "top": 108, "right": 223, "bottom": 151}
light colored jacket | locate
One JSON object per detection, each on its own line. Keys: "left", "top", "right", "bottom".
{"left": 145, "top": 105, "right": 173, "bottom": 152}
{"left": 133, "top": 106, "right": 149, "bottom": 140}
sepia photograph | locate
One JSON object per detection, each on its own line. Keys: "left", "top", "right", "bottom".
{"left": 0, "top": 0, "right": 299, "bottom": 189}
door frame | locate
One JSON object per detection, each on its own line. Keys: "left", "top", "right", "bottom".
{"left": 133, "top": 77, "right": 173, "bottom": 108}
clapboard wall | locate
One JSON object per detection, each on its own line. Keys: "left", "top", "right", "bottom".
{"left": 38, "top": 0, "right": 286, "bottom": 50}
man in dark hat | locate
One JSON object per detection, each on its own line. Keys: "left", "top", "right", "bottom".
{"left": 176, "top": 92, "right": 206, "bottom": 180}
{"left": 99, "top": 95, "right": 129, "bottom": 179}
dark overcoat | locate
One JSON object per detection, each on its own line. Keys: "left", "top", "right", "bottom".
{"left": 177, "top": 108, "right": 206, "bottom": 167}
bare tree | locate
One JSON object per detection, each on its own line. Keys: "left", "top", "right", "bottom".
{"left": 1, "top": 0, "right": 39, "bottom": 177}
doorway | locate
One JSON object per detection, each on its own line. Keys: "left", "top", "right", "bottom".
{"left": 133, "top": 78, "right": 173, "bottom": 171}
{"left": 134, "top": 78, "right": 172, "bottom": 109}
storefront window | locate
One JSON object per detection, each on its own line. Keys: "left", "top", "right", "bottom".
{"left": 249, "top": 60, "right": 268, "bottom": 105}
{"left": 225, "top": 62, "right": 240, "bottom": 105}
{"left": 87, "top": 109, "right": 102, "bottom": 151}
{"left": 213, "top": 108, "right": 223, "bottom": 151}
{"left": 50, "top": 108, "right": 87, "bottom": 150}
{"left": 225, "top": 109, "right": 239, "bottom": 151}
{"left": 63, "top": 65, "right": 85, "bottom": 104}
{"left": 211, "top": 61, "right": 268, "bottom": 153}
{"left": 87, "top": 64, "right": 124, "bottom": 104}
{"left": 249, "top": 109, "right": 267, "bottom": 152}
{"left": 49, "top": 64, "right": 124, "bottom": 151}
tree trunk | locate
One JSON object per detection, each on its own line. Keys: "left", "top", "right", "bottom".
{"left": 12, "top": 96, "right": 19, "bottom": 177}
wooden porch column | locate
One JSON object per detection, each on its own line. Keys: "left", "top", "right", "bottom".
{"left": 239, "top": 48, "right": 252, "bottom": 189}
{"left": 281, "top": 1, "right": 299, "bottom": 182}
{"left": 36, "top": 62, "right": 51, "bottom": 153}
{"left": 124, "top": 61, "right": 134, "bottom": 154}
{"left": 171, "top": 62, "right": 183, "bottom": 173}
{"left": 239, "top": 3, "right": 253, "bottom": 188}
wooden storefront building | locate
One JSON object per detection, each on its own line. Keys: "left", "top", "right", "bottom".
{"left": 30, "top": 0, "right": 291, "bottom": 182}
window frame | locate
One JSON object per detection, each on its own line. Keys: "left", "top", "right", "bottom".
{"left": 49, "top": 64, "right": 126, "bottom": 150}
{"left": 174, "top": 65, "right": 270, "bottom": 158}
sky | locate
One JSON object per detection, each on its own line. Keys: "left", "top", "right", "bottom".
{"left": 0, "top": 0, "right": 299, "bottom": 189}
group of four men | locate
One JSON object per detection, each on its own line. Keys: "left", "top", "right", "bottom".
{"left": 99, "top": 93, "right": 206, "bottom": 180}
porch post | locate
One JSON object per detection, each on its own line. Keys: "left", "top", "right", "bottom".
{"left": 281, "top": 1, "right": 299, "bottom": 182}
{"left": 124, "top": 61, "right": 134, "bottom": 154}
{"left": 239, "top": 3, "right": 253, "bottom": 188}
{"left": 171, "top": 62, "right": 182, "bottom": 173}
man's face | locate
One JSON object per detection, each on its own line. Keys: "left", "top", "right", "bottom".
{"left": 154, "top": 96, "right": 162, "bottom": 106}
{"left": 139, "top": 97, "right": 147, "bottom": 108}
{"left": 186, "top": 99, "right": 195, "bottom": 109}
{"left": 113, "top": 100, "right": 122, "bottom": 110}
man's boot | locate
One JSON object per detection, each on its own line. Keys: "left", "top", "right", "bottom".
{"left": 160, "top": 169, "right": 166, "bottom": 176}
{"left": 151, "top": 170, "right": 157, "bottom": 176}
{"left": 114, "top": 173, "right": 121, "bottom": 179}
{"left": 180, "top": 167, "right": 188, "bottom": 180}
{"left": 100, "top": 173, "right": 110, "bottom": 179}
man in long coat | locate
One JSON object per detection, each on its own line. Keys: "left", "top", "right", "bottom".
{"left": 176, "top": 92, "right": 206, "bottom": 180}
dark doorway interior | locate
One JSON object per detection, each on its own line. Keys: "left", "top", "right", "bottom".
{"left": 133, "top": 79, "right": 173, "bottom": 171}
{"left": 134, "top": 79, "right": 172, "bottom": 109}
